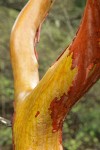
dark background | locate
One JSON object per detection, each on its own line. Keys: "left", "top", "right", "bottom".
{"left": 0, "top": 0, "right": 100, "bottom": 149}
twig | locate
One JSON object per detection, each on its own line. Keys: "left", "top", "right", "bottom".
{"left": 0, "top": 117, "right": 12, "bottom": 127}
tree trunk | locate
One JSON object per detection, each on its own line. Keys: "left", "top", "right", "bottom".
{"left": 10, "top": 0, "right": 100, "bottom": 149}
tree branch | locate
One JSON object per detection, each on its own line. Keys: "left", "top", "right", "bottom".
{"left": 10, "top": 0, "right": 55, "bottom": 100}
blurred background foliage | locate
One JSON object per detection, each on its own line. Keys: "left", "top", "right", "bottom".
{"left": 0, "top": 0, "right": 100, "bottom": 150}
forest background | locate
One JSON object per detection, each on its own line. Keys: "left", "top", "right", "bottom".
{"left": 0, "top": 0, "right": 100, "bottom": 150}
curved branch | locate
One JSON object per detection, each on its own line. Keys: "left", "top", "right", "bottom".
{"left": 10, "top": 0, "right": 55, "bottom": 100}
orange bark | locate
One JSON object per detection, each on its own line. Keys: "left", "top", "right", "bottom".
{"left": 10, "top": 0, "right": 100, "bottom": 149}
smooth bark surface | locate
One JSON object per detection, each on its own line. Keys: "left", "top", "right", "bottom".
{"left": 10, "top": 0, "right": 100, "bottom": 149}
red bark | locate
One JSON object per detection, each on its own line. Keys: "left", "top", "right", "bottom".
{"left": 50, "top": 0, "right": 100, "bottom": 132}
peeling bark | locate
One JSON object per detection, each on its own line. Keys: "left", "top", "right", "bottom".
{"left": 10, "top": 0, "right": 100, "bottom": 149}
